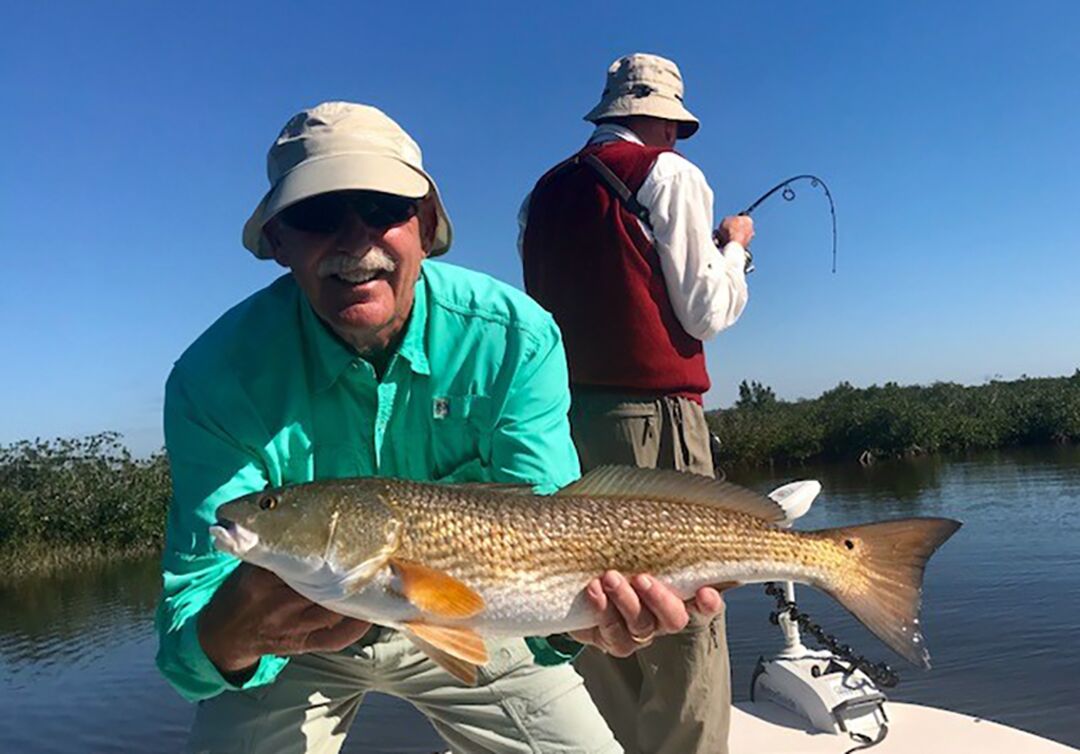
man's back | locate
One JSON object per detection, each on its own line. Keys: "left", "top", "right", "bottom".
{"left": 523, "top": 138, "right": 709, "bottom": 398}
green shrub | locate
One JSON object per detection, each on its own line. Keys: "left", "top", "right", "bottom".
{"left": 709, "top": 372, "right": 1080, "bottom": 468}
{"left": 0, "top": 432, "right": 170, "bottom": 551}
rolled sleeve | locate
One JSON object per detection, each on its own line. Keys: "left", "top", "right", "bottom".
{"left": 525, "top": 635, "right": 584, "bottom": 666}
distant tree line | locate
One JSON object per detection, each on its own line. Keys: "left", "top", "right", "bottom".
{"left": 708, "top": 370, "right": 1080, "bottom": 467}
{"left": 3, "top": 371, "right": 1078, "bottom": 577}
{"left": 0, "top": 432, "right": 169, "bottom": 578}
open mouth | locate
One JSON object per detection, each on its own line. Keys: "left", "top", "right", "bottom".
{"left": 209, "top": 518, "right": 260, "bottom": 558}
{"left": 320, "top": 251, "right": 396, "bottom": 287}
{"left": 332, "top": 268, "right": 389, "bottom": 286}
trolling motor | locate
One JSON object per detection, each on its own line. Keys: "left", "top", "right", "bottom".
{"left": 752, "top": 480, "right": 890, "bottom": 748}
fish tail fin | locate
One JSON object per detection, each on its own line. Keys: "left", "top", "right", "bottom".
{"left": 820, "top": 517, "right": 961, "bottom": 669}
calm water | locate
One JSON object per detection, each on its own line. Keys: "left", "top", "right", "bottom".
{"left": 1, "top": 447, "right": 1078, "bottom": 752}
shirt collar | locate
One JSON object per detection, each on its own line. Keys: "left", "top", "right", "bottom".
{"left": 395, "top": 265, "right": 431, "bottom": 376}
{"left": 586, "top": 123, "right": 645, "bottom": 147}
{"left": 303, "top": 265, "right": 431, "bottom": 392}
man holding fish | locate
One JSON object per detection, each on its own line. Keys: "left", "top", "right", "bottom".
{"left": 156, "top": 101, "right": 724, "bottom": 753}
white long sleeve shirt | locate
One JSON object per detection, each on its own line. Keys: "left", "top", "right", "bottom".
{"left": 519, "top": 123, "right": 749, "bottom": 341}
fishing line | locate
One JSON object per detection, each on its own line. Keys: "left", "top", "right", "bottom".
{"left": 738, "top": 174, "right": 838, "bottom": 274}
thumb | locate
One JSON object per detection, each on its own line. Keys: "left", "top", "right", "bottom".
{"left": 300, "top": 619, "right": 374, "bottom": 654}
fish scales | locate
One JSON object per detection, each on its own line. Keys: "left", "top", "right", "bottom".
{"left": 383, "top": 480, "right": 840, "bottom": 595}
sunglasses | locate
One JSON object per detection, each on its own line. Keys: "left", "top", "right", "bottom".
{"left": 278, "top": 190, "right": 420, "bottom": 235}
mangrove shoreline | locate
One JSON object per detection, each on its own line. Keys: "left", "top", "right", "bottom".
{"left": 708, "top": 371, "right": 1080, "bottom": 468}
{"left": 3, "top": 371, "right": 1078, "bottom": 580}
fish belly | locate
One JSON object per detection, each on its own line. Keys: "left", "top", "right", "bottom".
{"left": 467, "top": 558, "right": 832, "bottom": 637}
{"left": 286, "top": 557, "right": 833, "bottom": 638}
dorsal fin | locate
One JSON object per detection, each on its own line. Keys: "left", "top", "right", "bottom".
{"left": 556, "top": 466, "right": 785, "bottom": 523}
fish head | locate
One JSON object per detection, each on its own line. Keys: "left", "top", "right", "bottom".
{"left": 210, "top": 480, "right": 402, "bottom": 587}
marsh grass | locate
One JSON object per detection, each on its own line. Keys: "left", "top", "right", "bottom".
{"left": 0, "top": 540, "right": 160, "bottom": 583}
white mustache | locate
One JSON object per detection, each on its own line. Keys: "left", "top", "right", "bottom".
{"left": 317, "top": 248, "right": 397, "bottom": 279}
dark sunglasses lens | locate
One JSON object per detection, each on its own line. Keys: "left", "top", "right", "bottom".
{"left": 278, "top": 191, "right": 419, "bottom": 234}
{"left": 355, "top": 194, "right": 419, "bottom": 227}
{"left": 279, "top": 194, "right": 348, "bottom": 234}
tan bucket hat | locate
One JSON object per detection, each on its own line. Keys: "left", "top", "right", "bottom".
{"left": 584, "top": 53, "right": 700, "bottom": 139}
{"left": 242, "top": 101, "right": 453, "bottom": 258}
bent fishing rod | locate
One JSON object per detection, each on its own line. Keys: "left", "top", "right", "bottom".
{"left": 728, "top": 174, "right": 838, "bottom": 274}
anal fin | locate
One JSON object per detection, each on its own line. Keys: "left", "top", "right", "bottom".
{"left": 407, "top": 633, "right": 480, "bottom": 685}
{"left": 403, "top": 621, "right": 488, "bottom": 686}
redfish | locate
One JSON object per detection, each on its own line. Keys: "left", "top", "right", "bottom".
{"left": 211, "top": 466, "right": 960, "bottom": 683}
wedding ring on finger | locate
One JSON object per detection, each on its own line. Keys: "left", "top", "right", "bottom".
{"left": 629, "top": 630, "right": 656, "bottom": 645}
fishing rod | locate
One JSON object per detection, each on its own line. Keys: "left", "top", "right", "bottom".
{"left": 732, "top": 174, "right": 838, "bottom": 274}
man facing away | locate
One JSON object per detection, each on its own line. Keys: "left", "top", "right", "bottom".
{"left": 156, "top": 100, "right": 725, "bottom": 754}
{"left": 520, "top": 54, "right": 754, "bottom": 754}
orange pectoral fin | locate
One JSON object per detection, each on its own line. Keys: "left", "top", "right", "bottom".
{"left": 390, "top": 559, "right": 485, "bottom": 619}
{"left": 403, "top": 621, "right": 489, "bottom": 685}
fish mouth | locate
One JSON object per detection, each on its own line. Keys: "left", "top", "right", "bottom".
{"left": 209, "top": 517, "right": 260, "bottom": 558}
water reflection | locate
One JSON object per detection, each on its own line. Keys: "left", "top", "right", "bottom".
{"left": 728, "top": 455, "right": 946, "bottom": 512}
{"left": 0, "top": 557, "right": 160, "bottom": 689}
{"left": 1, "top": 447, "right": 1078, "bottom": 751}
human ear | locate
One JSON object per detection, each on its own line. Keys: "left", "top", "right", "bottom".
{"left": 666, "top": 121, "right": 678, "bottom": 147}
{"left": 417, "top": 196, "right": 438, "bottom": 256}
{"left": 262, "top": 218, "right": 291, "bottom": 267}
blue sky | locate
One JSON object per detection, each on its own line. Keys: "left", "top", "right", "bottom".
{"left": 2, "top": 1, "right": 1078, "bottom": 454}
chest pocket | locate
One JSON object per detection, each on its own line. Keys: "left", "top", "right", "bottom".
{"left": 429, "top": 394, "right": 494, "bottom": 480}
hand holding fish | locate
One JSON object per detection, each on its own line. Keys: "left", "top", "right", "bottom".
{"left": 569, "top": 571, "right": 724, "bottom": 657}
{"left": 198, "top": 563, "right": 373, "bottom": 679}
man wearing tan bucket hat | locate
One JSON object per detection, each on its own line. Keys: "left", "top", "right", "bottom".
{"left": 520, "top": 54, "right": 754, "bottom": 754}
{"left": 155, "top": 101, "right": 713, "bottom": 753}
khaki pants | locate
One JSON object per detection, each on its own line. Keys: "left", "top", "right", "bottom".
{"left": 569, "top": 390, "right": 731, "bottom": 754}
{"left": 188, "top": 632, "right": 621, "bottom": 754}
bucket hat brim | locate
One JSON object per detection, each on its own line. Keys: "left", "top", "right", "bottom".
{"left": 584, "top": 95, "right": 700, "bottom": 139}
{"left": 242, "top": 152, "right": 452, "bottom": 259}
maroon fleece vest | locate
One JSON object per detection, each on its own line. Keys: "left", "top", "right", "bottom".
{"left": 522, "top": 140, "right": 710, "bottom": 401}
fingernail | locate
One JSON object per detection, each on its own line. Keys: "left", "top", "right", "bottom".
{"left": 635, "top": 575, "right": 652, "bottom": 590}
{"left": 587, "top": 581, "right": 604, "bottom": 599}
{"left": 602, "top": 572, "right": 622, "bottom": 590}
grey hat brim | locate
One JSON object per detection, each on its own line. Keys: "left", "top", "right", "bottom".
{"left": 242, "top": 152, "right": 453, "bottom": 258}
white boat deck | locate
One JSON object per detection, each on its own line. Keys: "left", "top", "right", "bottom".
{"left": 730, "top": 700, "right": 1078, "bottom": 753}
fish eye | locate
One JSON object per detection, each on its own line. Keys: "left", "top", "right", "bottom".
{"left": 843, "top": 539, "right": 855, "bottom": 550}
{"left": 259, "top": 495, "right": 278, "bottom": 511}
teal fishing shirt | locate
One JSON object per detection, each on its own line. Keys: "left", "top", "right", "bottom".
{"left": 156, "top": 260, "right": 582, "bottom": 702}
